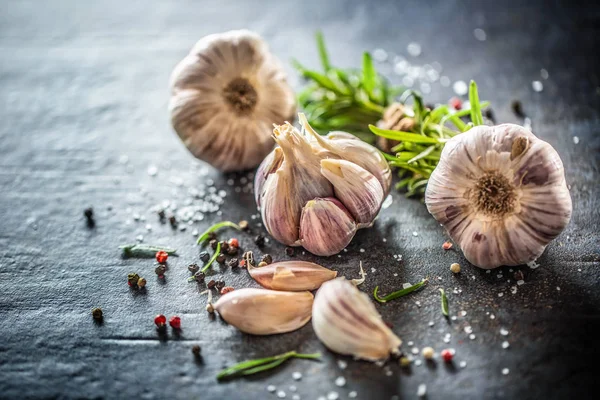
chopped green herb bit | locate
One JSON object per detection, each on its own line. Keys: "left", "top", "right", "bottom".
{"left": 440, "top": 288, "right": 449, "bottom": 316}
{"left": 196, "top": 221, "right": 241, "bottom": 245}
{"left": 201, "top": 242, "right": 221, "bottom": 273}
{"left": 373, "top": 279, "right": 428, "bottom": 303}
{"left": 216, "top": 351, "right": 321, "bottom": 380}
{"left": 119, "top": 244, "right": 177, "bottom": 258}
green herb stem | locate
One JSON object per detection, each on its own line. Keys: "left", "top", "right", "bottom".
{"left": 468, "top": 80, "right": 484, "bottom": 126}
{"left": 440, "top": 288, "right": 449, "bottom": 316}
{"left": 201, "top": 242, "right": 221, "bottom": 273}
{"left": 119, "top": 244, "right": 177, "bottom": 258}
{"left": 216, "top": 351, "right": 321, "bottom": 380}
{"left": 373, "top": 279, "right": 429, "bottom": 303}
{"left": 196, "top": 221, "right": 241, "bottom": 245}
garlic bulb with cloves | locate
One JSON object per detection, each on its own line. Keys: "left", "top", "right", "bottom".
{"left": 255, "top": 114, "right": 391, "bottom": 256}
{"left": 169, "top": 30, "right": 296, "bottom": 171}
{"left": 425, "top": 124, "right": 572, "bottom": 269}
{"left": 312, "top": 278, "right": 402, "bottom": 361}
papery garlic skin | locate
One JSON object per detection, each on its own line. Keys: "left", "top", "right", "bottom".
{"left": 169, "top": 30, "right": 296, "bottom": 172}
{"left": 213, "top": 288, "right": 313, "bottom": 335}
{"left": 255, "top": 114, "right": 391, "bottom": 255}
{"left": 425, "top": 124, "right": 572, "bottom": 269}
{"left": 312, "top": 278, "right": 402, "bottom": 361}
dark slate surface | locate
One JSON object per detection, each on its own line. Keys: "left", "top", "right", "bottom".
{"left": 1, "top": 1, "right": 599, "bottom": 399}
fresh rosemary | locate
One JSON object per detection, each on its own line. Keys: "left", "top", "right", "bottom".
{"left": 439, "top": 288, "right": 449, "bottom": 316}
{"left": 119, "top": 244, "right": 177, "bottom": 258}
{"left": 216, "top": 351, "right": 321, "bottom": 381}
{"left": 196, "top": 221, "right": 241, "bottom": 245}
{"left": 373, "top": 278, "right": 429, "bottom": 303}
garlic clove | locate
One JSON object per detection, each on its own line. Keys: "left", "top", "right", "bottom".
{"left": 312, "top": 278, "right": 402, "bottom": 361}
{"left": 425, "top": 124, "right": 572, "bottom": 269}
{"left": 326, "top": 131, "right": 361, "bottom": 141}
{"left": 255, "top": 147, "right": 283, "bottom": 209}
{"left": 248, "top": 261, "right": 337, "bottom": 291}
{"left": 320, "top": 159, "right": 384, "bottom": 227}
{"left": 213, "top": 288, "right": 313, "bottom": 335}
{"left": 299, "top": 198, "right": 357, "bottom": 256}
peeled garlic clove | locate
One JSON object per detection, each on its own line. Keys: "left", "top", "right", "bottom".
{"left": 169, "top": 30, "right": 296, "bottom": 172}
{"left": 260, "top": 123, "right": 333, "bottom": 245}
{"left": 213, "top": 288, "right": 313, "bottom": 335}
{"left": 425, "top": 124, "right": 572, "bottom": 269}
{"left": 312, "top": 278, "right": 402, "bottom": 361}
{"left": 321, "top": 159, "right": 384, "bottom": 227}
{"left": 299, "top": 198, "right": 357, "bottom": 256}
{"left": 249, "top": 261, "right": 337, "bottom": 291}
{"left": 255, "top": 147, "right": 283, "bottom": 209}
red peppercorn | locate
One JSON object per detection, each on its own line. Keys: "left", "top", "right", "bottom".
{"left": 442, "top": 241, "right": 453, "bottom": 250}
{"left": 169, "top": 316, "right": 181, "bottom": 329}
{"left": 441, "top": 348, "right": 454, "bottom": 362}
{"left": 450, "top": 97, "right": 462, "bottom": 110}
{"left": 220, "top": 286, "right": 235, "bottom": 295}
{"left": 228, "top": 238, "right": 239, "bottom": 248}
{"left": 155, "top": 251, "right": 168, "bottom": 264}
{"left": 239, "top": 259, "right": 246, "bottom": 268}
{"left": 154, "top": 314, "right": 167, "bottom": 327}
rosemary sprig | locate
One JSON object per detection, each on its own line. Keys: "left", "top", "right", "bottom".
{"left": 119, "top": 244, "right": 177, "bottom": 258}
{"left": 196, "top": 221, "right": 241, "bottom": 245}
{"left": 293, "top": 32, "right": 401, "bottom": 143}
{"left": 216, "top": 351, "right": 321, "bottom": 380}
{"left": 373, "top": 279, "right": 429, "bottom": 303}
{"left": 201, "top": 242, "right": 221, "bottom": 273}
{"left": 439, "top": 288, "right": 449, "bottom": 316}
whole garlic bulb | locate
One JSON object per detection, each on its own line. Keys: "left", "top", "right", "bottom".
{"left": 425, "top": 124, "right": 572, "bottom": 269}
{"left": 255, "top": 114, "right": 391, "bottom": 256}
{"left": 169, "top": 30, "right": 296, "bottom": 171}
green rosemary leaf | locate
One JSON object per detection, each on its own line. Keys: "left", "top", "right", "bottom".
{"left": 196, "top": 221, "right": 241, "bottom": 245}
{"left": 216, "top": 351, "right": 321, "bottom": 380}
{"left": 201, "top": 242, "right": 221, "bottom": 273}
{"left": 119, "top": 244, "right": 177, "bottom": 257}
{"left": 440, "top": 288, "right": 449, "bottom": 316}
{"left": 468, "top": 80, "right": 484, "bottom": 126}
{"left": 361, "top": 52, "right": 377, "bottom": 98}
{"left": 373, "top": 279, "right": 429, "bottom": 303}
{"left": 406, "top": 145, "right": 438, "bottom": 164}
{"left": 315, "top": 31, "right": 331, "bottom": 71}
{"left": 369, "top": 125, "right": 441, "bottom": 144}
{"left": 443, "top": 113, "right": 468, "bottom": 132}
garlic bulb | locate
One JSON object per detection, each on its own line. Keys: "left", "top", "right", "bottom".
{"left": 169, "top": 30, "right": 296, "bottom": 171}
{"left": 248, "top": 260, "right": 337, "bottom": 291}
{"left": 213, "top": 288, "right": 313, "bottom": 335}
{"left": 312, "top": 278, "right": 402, "bottom": 361}
{"left": 255, "top": 114, "right": 391, "bottom": 256}
{"left": 425, "top": 124, "right": 572, "bottom": 269}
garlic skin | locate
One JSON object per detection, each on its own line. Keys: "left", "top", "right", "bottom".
{"left": 169, "top": 30, "right": 296, "bottom": 172}
{"left": 425, "top": 124, "right": 572, "bottom": 269}
{"left": 312, "top": 278, "right": 402, "bottom": 361}
{"left": 255, "top": 114, "right": 391, "bottom": 256}
{"left": 213, "top": 288, "right": 313, "bottom": 335}
{"left": 248, "top": 261, "right": 337, "bottom": 291}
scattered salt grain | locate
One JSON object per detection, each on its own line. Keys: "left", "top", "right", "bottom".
{"left": 349, "top": 392, "right": 357, "bottom": 399}
{"left": 292, "top": 395, "right": 300, "bottom": 400}
{"left": 517, "top": 280, "right": 525, "bottom": 286}
{"left": 359, "top": 248, "right": 365, "bottom": 253}
{"left": 277, "top": 390, "right": 286, "bottom": 398}
{"left": 135, "top": 235, "right": 144, "bottom": 242}
{"left": 292, "top": 372, "right": 302, "bottom": 381}
{"left": 289, "top": 386, "right": 297, "bottom": 392}
{"left": 527, "top": 261, "right": 539, "bottom": 269}
{"left": 327, "top": 391, "right": 339, "bottom": 400}
{"left": 440, "top": 76, "right": 450, "bottom": 87}
{"left": 498, "top": 292, "right": 504, "bottom": 297}
{"left": 371, "top": 268, "right": 377, "bottom": 273}
{"left": 473, "top": 28, "right": 487, "bottom": 41}
{"left": 334, "top": 377, "right": 346, "bottom": 387}
{"left": 428, "top": 321, "right": 435, "bottom": 327}
{"left": 337, "top": 360, "right": 347, "bottom": 370}
{"left": 414, "top": 359, "right": 422, "bottom": 366}
{"left": 407, "top": 341, "right": 414, "bottom": 346}
{"left": 573, "top": 136, "right": 580, "bottom": 144}
{"left": 407, "top": 42, "right": 422, "bottom": 57}
{"left": 417, "top": 384, "right": 427, "bottom": 397}
{"left": 373, "top": 48, "right": 388, "bottom": 62}
{"left": 469, "top": 334, "right": 476, "bottom": 340}
{"left": 500, "top": 328, "right": 509, "bottom": 336}
{"left": 412, "top": 347, "right": 420, "bottom": 355}
{"left": 532, "top": 81, "right": 544, "bottom": 92}
{"left": 557, "top": 286, "right": 561, "bottom": 291}
{"left": 541, "top": 68, "right": 549, "bottom": 79}
{"left": 453, "top": 80, "right": 468, "bottom": 96}
{"left": 267, "top": 385, "right": 277, "bottom": 393}
{"left": 459, "top": 361, "right": 467, "bottom": 368}
{"left": 412, "top": 231, "right": 419, "bottom": 237}
{"left": 464, "top": 326, "right": 473, "bottom": 334}
{"left": 459, "top": 310, "right": 467, "bottom": 317}
{"left": 502, "top": 368, "right": 510, "bottom": 375}
{"left": 502, "top": 341, "right": 510, "bottom": 349}
{"left": 451, "top": 316, "right": 457, "bottom": 321}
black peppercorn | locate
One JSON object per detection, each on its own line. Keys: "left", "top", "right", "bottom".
{"left": 511, "top": 100, "right": 525, "bottom": 118}
{"left": 192, "top": 345, "right": 201, "bottom": 356}
{"left": 127, "top": 273, "right": 140, "bottom": 286}
{"left": 254, "top": 234, "right": 265, "bottom": 247}
{"left": 157, "top": 209, "right": 166, "bottom": 221}
{"left": 169, "top": 215, "right": 177, "bottom": 228}
{"left": 209, "top": 239, "right": 218, "bottom": 250}
{"left": 285, "top": 247, "right": 294, "bottom": 256}
{"left": 207, "top": 280, "right": 216, "bottom": 289}
{"left": 227, "top": 258, "right": 238, "bottom": 268}
{"left": 227, "top": 246, "right": 238, "bottom": 255}
{"left": 194, "top": 271, "right": 205, "bottom": 283}
{"left": 92, "top": 307, "right": 103, "bottom": 320}
{"left": 215, "top": 280, "right": 225, "bottom": 290}
{"left": 188, "top": 263, "right": 200, "bottom": 274}
{"left": 484, "top": 108, "right": 496, "bottom": 123}
{"left": 155, "top": 265, "right": 166, "bottom": 277}
{"left": 239, "top": 220, "right": 249, "bottom": 230}
{"left": 207, "top": 232, "right": 217, "bottom": 241}
{"left": 261, "top": 254, "right": 273, "bottom": 264}
{"left": 84, "top": 207, "right": 94, "bottom": 220}
{"left": 219, "top": 241, "right": 229, "bottom": 251}
{"left": 199, "top": 251, "right": 210, "bottom": 263}
{"left": 216, "top": 253, "right": 226, "bottom": 263}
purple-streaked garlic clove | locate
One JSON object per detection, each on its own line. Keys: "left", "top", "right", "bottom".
{"left": 248, "top": 261, "right": 337, "bottom": 291}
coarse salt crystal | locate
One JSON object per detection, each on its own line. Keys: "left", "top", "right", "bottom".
{"left": 292, "top": 372, "right": 302, "bottom": 380}
{"left": 500, "top": 328, "right": 509, "bottom": 336}
{"left": 532, "top": 81, "right": 544, "bottom": 92}
{"left": 349, "top": 392, "right": 357, "bottom": 399}
{"left": 267, "top": 385, "right": 276, "bottom": 392}
{"left": 327, "top": 392, "right": 339, "bottom": 400}
{"left": 453, "top": 80, "right": 468, "bottom": 96}
{"left": 473, "top": 28, "right": 487, "bottom": 41}
{"left": 502, "top": 341, "right": 510, "bottom": 349}
{"left": 337, "top": 360, "right": 347, "bottom": 370}
{"left": 407, "top": 42, "right": 422, "bottom": 57}
{"left": 277, "top": 390, "right": 286, "bottom": 398}
{"left": 412, "top": 231, "right": 419, "bottom": 237}
{"left": 464, "top": 326, "right": 473, "bottom": 334}
{"left": 334, "top": 377, "right": 346, "bottom": 387}
{"left": 502, "top": 368, "right": 510, "bottom": 375}
{"left": 517, "top": 280, "right": 525, "bottom": 286}
{"left": 573, "top": 136, "right": 580, "bottom": 144}
{"left": 417, "top": 384, "right": 427, "bottom": 397}
{"left": 459, "top": 361, "right": 467, "bottom": 368}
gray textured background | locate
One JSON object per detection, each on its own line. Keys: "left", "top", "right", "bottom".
{"left": 1, "top": 0, "right": 599, "bottom": 399}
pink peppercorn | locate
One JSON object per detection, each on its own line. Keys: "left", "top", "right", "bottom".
{"left": 441, "top": 349, "right": 454, "bottom": 362}
{"left": 154, "top": 314, "right": 166, "bottom": 327}
{"left": 156, "top": 251, "right": 168, "bottom": 264}
{"left": 220, "top": 286, "right": 235, "bottom": 295}
{"left": 450, "top": 97, "right": 462, "bottom": 110}
{"left": 169, "top": 316, "right": 181, "bottom": 329}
